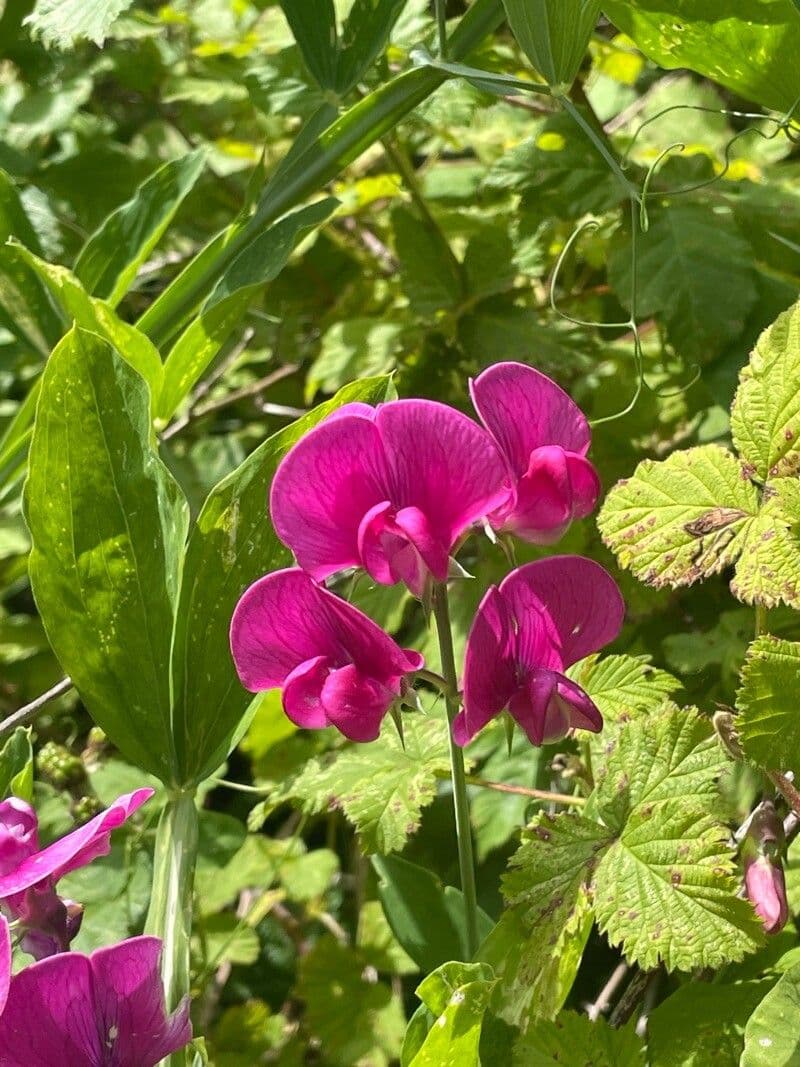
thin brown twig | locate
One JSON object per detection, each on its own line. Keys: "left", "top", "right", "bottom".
{"left": 0, "top": 676, "right": 73, "bottom": 738}
{"left": 435, "top": 770, "right": 586, "bottom": 807}
{"left": 767, "top": 769, "right": 800, "bottom": 820}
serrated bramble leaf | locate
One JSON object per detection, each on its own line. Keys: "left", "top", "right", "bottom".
{"left": 481, "top": 813, "right": 611, "bottom": 1024}
{"left": 609, "top": 205, "right": 757, "bottom": 362}
{"left": 25, "top": 0, "right": 134, "bottom": 47}
{"left": 598, "top": 444, "right": 758, "bottom": 589}
{"left": 736, "top": 636, "right": 800, "bottom": 774}
{"left": 731, "top": 298, "right": 800, "bottom": 482}
{"left": 569, "top": 653, "right": 681, "bottom": 723}
{"left": 592, "top": 708, "right": 762, "bottom": 971}
{"left": 733, "top": 482, "right": 800, "bottom": 611}
{"left": 286, "top": 711, "right": 453, "bottom": 854}
{"left": 594, "top": 801, "right": 760, "bottom": 972}
{"left": 297, "top": 937, "right": 405, "bottom": 1067}
{"left": 514, "top": 1011, "right": 644, "bottom": 1067}
{"left": 595, "top": 707, "right": 725, "bottom": 831}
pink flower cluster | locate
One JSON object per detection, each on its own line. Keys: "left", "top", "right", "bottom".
{"left": 231, "top": 362, "right": 624, "bottom": 749}
{"left": 0, "top": 790, "right": 192, "bottom": 1066}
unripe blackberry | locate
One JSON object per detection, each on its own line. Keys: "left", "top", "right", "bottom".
{"left": 36, "top": 741, "right": 84, "bottom": 788}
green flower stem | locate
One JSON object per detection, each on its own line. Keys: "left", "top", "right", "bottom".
{"left": 431, "top": 582, "right": 480, "bottom": 959}
{"left": 145, "top": 790, "right": 199, "bottom": 1066}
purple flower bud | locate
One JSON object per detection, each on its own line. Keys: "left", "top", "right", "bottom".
{"left": 745, "top": 853, "right": 789, "bottom": 934}
{"left": 742, "top": 800, "right": 789, "bottom": 934}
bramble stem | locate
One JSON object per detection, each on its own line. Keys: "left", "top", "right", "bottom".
{"left": 431, "top": 583, "right": 480, "bottom": 959}
{"left": 145, "top": 791, "right": 199, "bottom": 1067}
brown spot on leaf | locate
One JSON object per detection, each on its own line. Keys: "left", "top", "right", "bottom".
{"left": 684, "top": 508, "right": 746, "bottom": 537}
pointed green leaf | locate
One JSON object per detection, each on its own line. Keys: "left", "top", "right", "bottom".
{"left": 0, "top": 168, "right": 42, "bottom": 253}
{"left": 736, "top": 635, "right": 800, "bottom": 774}
{"left": 731, "top": 297, "right": 800, "bottom": 482}
{"left": 0, "top": 727, "right": 33, "bottom": 800}
{"left": 11, "top": 245, "right": 163, "bottom": 392}
{"left": 24, "top": 328, "right": 189, "bottom": 782}
{"left": 337, "top": 0, "right": 408, "bottom": 95}
{"left": 156, "top": 199, "right": 338, "bottom": 424}
{"left": 75, "top": 150, "right": 205, "bottom": 307}
{"left": 501, "top": 0, "right": 601, "bottom": 90}
{"left": 281, "top": 0, "right": 340, "bottom": 90}
{"left": 24, "top": 0, "right": 134, "bottom": 47}
{"left": 598, "top": 444, "right": 758, "bottom": 589}
{"left": 741, "top": 963, "right": 800, "bottom": 1066}
{"left": 514, "top": 1011, "right": 644, "bottom": 1066}
{"left": 168, "top": 375, "right": 390, "bottom": 785}
{"left": 603, "top": 1, "right": 800, "bottom": 112}
{"left": 374, "top": 855, "right": 493, "bottom": 973}
{"left": 0, "top": 243, "right": 65, "bottom": 356}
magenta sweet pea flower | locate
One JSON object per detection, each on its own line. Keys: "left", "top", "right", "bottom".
{"left": 470, "top": 362, "right": 601, "bottom": 543}
{"left": 270, "top": 400, "right": 507, "bottom": 597}
{"left": 0, "top": 935, "right": 192, "bottom": 1066}
{"left": 0, "top": 916, "right": 9, "bottom": 1017}
{"left": 454, "top": 556, "right": 624, "bottom": 747}
{"left": 0, "top": 789, "right": 153, "bottom": 959}
{"left": 231, "top": 568, "right": 424, "bottom": 742}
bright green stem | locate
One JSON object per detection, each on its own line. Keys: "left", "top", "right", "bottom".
{"left": 137, "top": 0, "right": 504, "bottom": 348}
{"left": 431, "top": 583, "right": 480, "bottom": 959}
{"left": 145, "top": 791, "right": 199, "bottom": 1066}
{"left": 558, "top": 95, "right": 640, "bottom": 204}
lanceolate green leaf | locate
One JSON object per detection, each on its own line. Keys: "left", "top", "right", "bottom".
{"left": 280, "top": 0, "right": 339, "bottom": 91}
{"left": 603, "top": 1, "right": 800, "bottom": 112}
{"left": 25, "top": 328, "right": 189, "bottom": 783}
{"left": 0, "top": 243, "right": 65, "bottom": 356}
{"left": 156, "top": 199, "right": 338, "bottom": 424}
{"left": 168, "top": 375, "right": 391, "bottom": 785}
{"left": 12, "top": 244, "right": 163, "bottom": 392}
{"left": 0, "top": 168, "right": 42, "bottom": 252}
{"left": 136, "top": 0, "right": 505, "bottom": 348}
{"left": 75, "top": 150, "right": 205, "bottom": 307}
{"left": 501, "top": 0, "right": 601, "bottom": 90}
{"left": 736, "top": 635, "right": 800, "bottom": 774}
{"left": 336, "top": 0, "right": 408, "bottom": 95}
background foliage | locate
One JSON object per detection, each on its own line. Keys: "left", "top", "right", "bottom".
{"left": 2, "top": 1, "right": 800, "bottom": 1063}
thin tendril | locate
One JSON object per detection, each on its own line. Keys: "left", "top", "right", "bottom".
{"left": 639, "top": 142, "right": 685, "bottom": 231}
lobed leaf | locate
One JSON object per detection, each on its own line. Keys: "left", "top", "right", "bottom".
{"left": 736, "top": 635, "right": 800, "bottom": 774}
{"left": 284, "top": 711, "right": 452, "bottom": 855}
{"left": 598, "top": 444, "right": 758, "bottom": 589}
{"left": 24, "top": 0, "right": 134, "bottom": 47}
{"left": 514, "top": 1011, "right": 644, "bottom": 1066}
{"left": 731, "top": 297, "right": 800, "bottom": 482}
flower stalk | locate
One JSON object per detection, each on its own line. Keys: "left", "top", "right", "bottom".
{"left": 431, "top": 582, "right": 480, "bottom": 959}
{"left": 145, "top": 791, "right": 199, "bottom": 1067}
